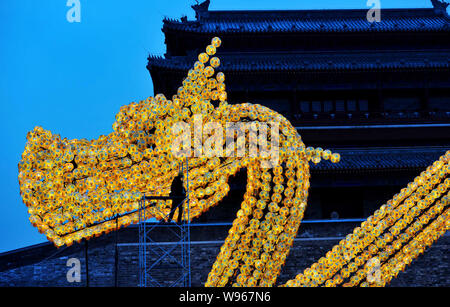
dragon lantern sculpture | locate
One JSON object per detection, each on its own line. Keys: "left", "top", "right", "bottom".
{"left": 18, "top": 37, "right": 449, "bottom": 287}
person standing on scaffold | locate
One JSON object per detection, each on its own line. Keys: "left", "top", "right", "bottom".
{"left": 168, "top": 171, "right": 186, "bottom": 224}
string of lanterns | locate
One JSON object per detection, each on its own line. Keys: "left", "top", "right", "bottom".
{"left": 17, "top": 37, "right": 447, "bottom": 287}
{"left": 283, "top": 151, "right": 449, "bottom": 287}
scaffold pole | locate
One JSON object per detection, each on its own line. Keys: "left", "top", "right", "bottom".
{"left": 138, "top": 158, "right": 190, "bottom": 287}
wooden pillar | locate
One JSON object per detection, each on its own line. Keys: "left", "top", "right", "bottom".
{"left": 422, "top": 73, "right": 430, "bottom": 115}
{"left": 377, "top": 74, "right": 384, "bottom": 114}
{"left": 84, "top": 239, "right": 89, "bottom": 287}
{"left": 293, "top": 87, "right": 298, "bottom": 113}
{"left": 115, "top": 216, "right": 119, "bottom": 287}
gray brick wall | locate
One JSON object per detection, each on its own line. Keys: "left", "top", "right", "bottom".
{"left": 0, "top": 225, "right": 448, "bottom": 287}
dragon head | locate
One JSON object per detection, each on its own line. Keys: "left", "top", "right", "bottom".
{"left": 18, "top": 37, "right": 339, "bottom": 247}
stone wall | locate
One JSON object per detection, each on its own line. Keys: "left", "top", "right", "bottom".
{"left": 0, "top": 223, "right": 448, "bottom": 287}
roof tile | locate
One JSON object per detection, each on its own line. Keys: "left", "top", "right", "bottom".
{"left": 147, "top": 51, "right": 450, "bottom": 72}
{"left": 163, "top": 8, "right": 450, "bottom": 34}
{"left": 310, "top": 147, "right": 447, "bottom": 171}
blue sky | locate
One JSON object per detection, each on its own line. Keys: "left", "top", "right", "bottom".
{"left": 0, "top": 0, "right": 433, "bottom": 253}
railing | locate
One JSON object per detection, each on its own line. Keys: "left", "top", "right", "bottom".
{"left": 289, "top": 111, "right": 450, "bottom": 125}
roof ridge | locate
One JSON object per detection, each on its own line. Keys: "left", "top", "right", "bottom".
{"left": 149, "top": 50, "right": 450, "bottom": 61}
{"left": 147, "top": 51, "right": 450, "bottom": 72}
{"left": 162, "top": 9, "right": 450, "bottom": 33}
{"left": 204, "top": 8, "right": 437, "bottom": 18}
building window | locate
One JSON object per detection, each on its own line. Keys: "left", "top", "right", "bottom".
{"left": 311, "top": 101, "right": 321, "bottom": 113}
{"left": 335, "top": 100, "right": 345, "bottom": 112}
{"left": 320, "top": 187, "right": 364, "bottom": 219}
{"left": 359, "top": 99, "right": 369, "bottom": 112}
{"left": 429, "top": 96, "right": 450, "bottom": 112}
{"left": 300, "top": 101, "right": 310, "bottom": 113}
{"left": 323, "top": 100, "right": 334, "bottom": 113}
{"left": 347, "top": 100, "right": 357, "bottom": 112}
{"left": 254, "top": 99, "right": 290, "bottom": 114}
{"left": 384, "top": 97, "right": 420, "bottom": 112}
{"left": 298, "top": 98, "right": 371, "bottom": 116}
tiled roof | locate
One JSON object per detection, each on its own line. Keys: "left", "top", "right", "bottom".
{"left": 147, "top": 51, "right": 450, "bottom": 72}
{"left": 163, "top": 8, "right": 450, "bottom": 34}
{"left": 310, "top": 147, "right": 448, "bottom": 172}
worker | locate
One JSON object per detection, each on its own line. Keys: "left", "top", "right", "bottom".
{"left": 168, "top": 172, "right": 186, "bottom": 223}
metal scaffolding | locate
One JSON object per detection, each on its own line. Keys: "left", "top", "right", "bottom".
{"left": 138, "top": 158, "right": 191, "bottom": 287}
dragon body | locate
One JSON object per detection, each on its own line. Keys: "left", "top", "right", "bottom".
{"left": 18, "top": 37, "right": 449, "bottom": 287}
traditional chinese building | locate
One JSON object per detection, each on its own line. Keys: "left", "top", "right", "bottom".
{"left": 148, "top": 0, "right": 450, "bottom": 221}
{"left": 1, "top": 0, "right": 449, "bottom": 287}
